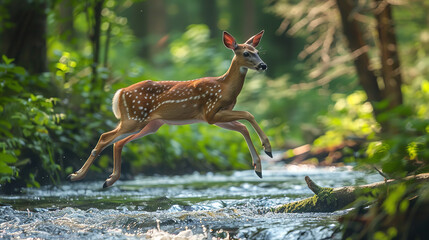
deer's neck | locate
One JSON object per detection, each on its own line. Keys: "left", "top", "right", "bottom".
{"left": 220, "top": 56, "right": 247, "bottom": 99}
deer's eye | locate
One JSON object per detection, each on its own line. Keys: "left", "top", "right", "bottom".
{"left": 243, "top": 52, "right": 250, "bottom": 57}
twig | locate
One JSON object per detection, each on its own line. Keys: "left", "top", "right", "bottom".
{"left": 373, "top": 166, "right": 389, "bottom": 179}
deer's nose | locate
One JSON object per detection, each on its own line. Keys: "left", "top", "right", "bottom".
{"left": 257, "top": 63, "right": 267, "bottom": 71}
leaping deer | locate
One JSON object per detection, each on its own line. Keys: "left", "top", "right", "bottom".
{"left": 67, "top": 30, "right": 272, "bottom": 188}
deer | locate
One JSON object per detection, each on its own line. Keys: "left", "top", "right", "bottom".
{"left": 67, "top": 30, "right": 272, "bottom": 188}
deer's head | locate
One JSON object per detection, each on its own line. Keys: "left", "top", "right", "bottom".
{"left": 223, "top": 30, "right": 267, "bottom": 72}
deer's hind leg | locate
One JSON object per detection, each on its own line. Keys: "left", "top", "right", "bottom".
{"left": 67, "top": 121, "right": 140, "bottom": 182}
{"left": 103, "top": 120, "right": 164, "bottom": 188}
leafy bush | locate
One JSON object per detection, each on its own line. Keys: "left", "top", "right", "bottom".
{"left": 362, "top": 79, "right": 429, "bottom": 177}
{"left": 168, "top": 24, "right": 231, "bottom": 79}
{"left": 314, "top": 81, "right": 429, "bottom": 177}
{"left": 313, "top": 91, "right": 380, "bottom": 149}
{"left": 49, "top": 50, "right": 118, "bottom": 176}
{"left": 0, "top": 55, "right": 62, "bottom": 190}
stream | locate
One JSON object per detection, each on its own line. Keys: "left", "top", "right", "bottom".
{"left": 0, "top": 161, "right": 382, "bottom": 239}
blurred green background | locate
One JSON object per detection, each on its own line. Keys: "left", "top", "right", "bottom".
{"left": 0, "top": 0, "right": 428, "bottom": 195}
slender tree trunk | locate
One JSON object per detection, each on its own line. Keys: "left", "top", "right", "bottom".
{"left": 201, "top": 0, "right": 218, "bottom": 38}
{"left": 374, "top": 0, "right": 403, "bottom": 109}
{"left": 145, "top": 0, "right": 167, "bottom": 61}
{"left": 89, "top": 0, "right": 104, "bottom": 109}
{"left": 0, "top": 0, "right": 47, "bottom": 74}
{"left": 103, "top": 23, "right": 112, "bottom": 68}
{"left": 242, "top": 0, "right": 256, "bottom": 39}
{"left": 91, "top": 0, "right": 104, "bottom": 88}
{"left": 58, "top": 0, "right": 75, "bottom": 42}
{"left": 336, "top": 0, "right": 381, "bottom": 104}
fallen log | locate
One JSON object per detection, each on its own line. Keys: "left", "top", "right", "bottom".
{"left": 271, "top": 173, "right": 429, "bottom": 213}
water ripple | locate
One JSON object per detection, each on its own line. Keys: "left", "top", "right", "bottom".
{"left": 0, "top": 166, "right": 382, "bottom": 239}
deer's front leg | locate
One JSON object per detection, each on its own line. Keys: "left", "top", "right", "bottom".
{"left": 209, "top": 110, "right": 272, "bottom": 157}
{"left": 215, "top": 121, "right": 263, "bottom": 178}
{"left": 209, "top": 110, "right": 272, "bottom": 178}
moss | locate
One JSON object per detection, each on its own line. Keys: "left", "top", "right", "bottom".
{"left": 314, "top": 187, "right": 336, "bottom": 205}
{"left": 272, "top": 187, "right": 337, "bottom": 213}
{"left": 272, "top": 197, "right": 315, "bottom": 213}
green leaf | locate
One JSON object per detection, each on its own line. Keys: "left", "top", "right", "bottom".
{"left": 0, "top": 153, "right": 17, "bottom": 164}
{"left": 0, "top": 161, "right": 13, "bottom": 174}
{"left": 0, "top": 120, "right": 11, "bottom": 129}
{"left": 10, "top": 66, "right": 26, "bottom": 76}
{"left": 0, "top": 128, "right": 13, "bottom": 138}
{"left": 2, "top": 55, "right": 14, "bottom": 65}
{"left": 5, "top": 79, "right": 23, "bottom": 92}
{"left": 383, "top": 184, "right": 407, "bottom": 215}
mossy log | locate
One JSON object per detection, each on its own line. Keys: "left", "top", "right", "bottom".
{"left": 271, "top": 173, "right": 429, "bottom": 213}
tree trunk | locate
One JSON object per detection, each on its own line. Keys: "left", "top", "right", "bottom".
{"left": 88, "top": 0, "right": 105, "bottom": 109}
{"left": 335, "top": 0, "right": 382, "bottom": 104}
{"left": 242, "top": 0, "right": 256, "bottom": 39}
{"left": 0, "top": 0, "right": 47, "bottom": 74}
{"left": 58, "top": 0, "right": 75, "bottom": 42}
{"left": 271, "top": 173, "right": 429, "bottom": 213}
{"left": 145, "top": 0, "right": 167, "bottom": 61}
{"left": 103, "top": 23, "right": 112, "bottom": 68}
{"left": 91, "top": 0, "right": 104, "bottom": 88}
{"left": 201, "top": 0, "right": 218, "bottom": 38}
{"left": 374, "top": 0, "right": 403, "bottom": 109}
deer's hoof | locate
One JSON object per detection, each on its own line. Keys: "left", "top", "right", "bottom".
{"left": 66, "top": 173, "right": 77, "bottom": 182}
{"left": 265, "top": 150, "right": 273, "bottom": 158}
{"left": 103, "top": 181, "right": 109, "bottom": 189}
{"left": 255, "top": 170, "right": 263, "bottom": 179}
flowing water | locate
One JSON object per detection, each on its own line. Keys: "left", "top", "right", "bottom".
{"left": 0, "top": 161, "right": 382, "bottom": 239}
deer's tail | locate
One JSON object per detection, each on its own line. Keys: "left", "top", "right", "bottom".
{"left": 112, "top": 89, "right": 123, "bottom": 119}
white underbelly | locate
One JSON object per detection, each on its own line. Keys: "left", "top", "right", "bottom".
{"left": 162, "top": 119, "right": 205, "bottom": 125}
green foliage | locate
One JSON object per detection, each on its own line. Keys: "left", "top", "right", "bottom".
{"left": 318, "top": 105, "right": 427, "bottom": 178}
{"left": 358, "top": 78, "right": 429, "bottom": 177}
{"left": 382, "top": 183, "right": 409, "bottom": 215}
{"left": 48, "top": 51, "right": 118, "bottom": 175}
{"left": 373, "top": 228, "right": 398, "bottom": 240}
{"left": 168, "top": 24, "right": 231, "bottom": 80}
{"left": 313, "top": 79, "right": 429, "bottom": 176}
{"left": 314, "top": 91, "right": 379, "bottom": 149}
{"left": 341, "top": 180, "right": 429, "bottom": 239}
{"left": 364, "top": 116, "right": 429, "bottom": 177}
{"left": 0, "top": 153, "right": 17, "bottom": 181}
{"left": 0, "top": 55, "right": 62, "bottom": 187}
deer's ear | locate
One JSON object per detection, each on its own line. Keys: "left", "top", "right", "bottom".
{"left": 245, "top": 30, "right": 264, "bottom": 47}
{"left": 223, "top": 31, "right": 238, "bottom": 50}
